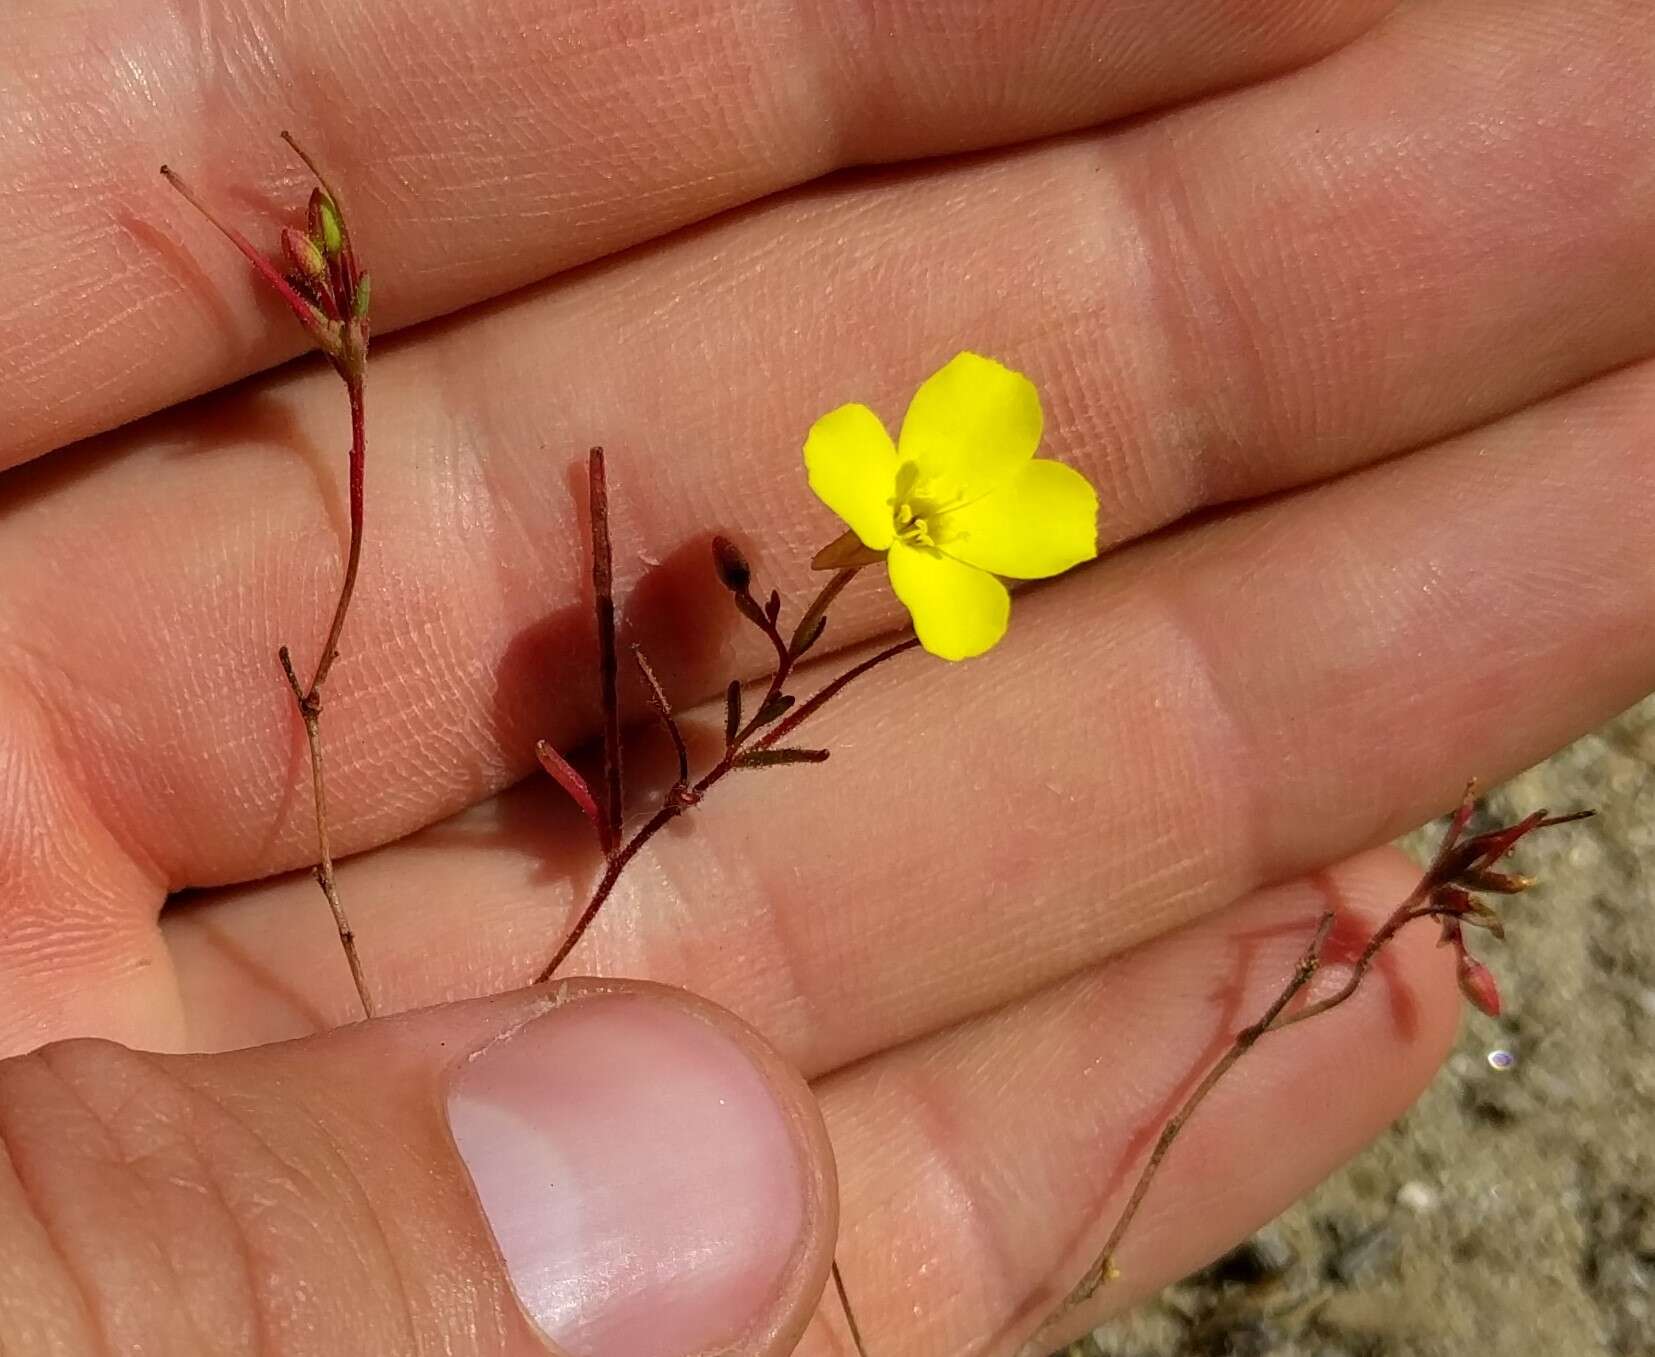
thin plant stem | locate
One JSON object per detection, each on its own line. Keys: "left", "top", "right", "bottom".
{"left": 277, "top": 374, "right": 371, "bottom": 1020}
{"left": 631, "top": 644, "right": 689, "bottom": 789}
{"left": 589, "top": 448, "right": 623, "bottom": 856}
{"left": 1028, "top": 913, "right": 1335, "bottom": 1349}
{"left": 303, "top": 378, "right": 366, "bottom": 696}
{"left": 1272, "top": 896, "right": 1429, "bottom": 1032}
{"left": 734, "top": 567, "right": 862, "bottom": 745}
{"left": 280, "top": 648, "right": 375, "bottom": 1018}
{"left": 832, "top": 1258, "right": 871, "bottom": 1357}
{"left": 755, "top": 638, "right": 921, "bottom": 751}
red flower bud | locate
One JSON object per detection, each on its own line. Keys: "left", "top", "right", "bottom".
{"left": 1456, "top": 954, "right": 1502, "bottom": 1017}
{"left": 712, "top": 536, "right": 752, "bottom": 592}
{"left": 281, "top": 225, "right": 327, "bottom": 287}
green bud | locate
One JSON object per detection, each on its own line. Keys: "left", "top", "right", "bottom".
{"left": 308, "top": 188, "right": 343, "bottom": 258}
{"left": 352, "top": 271, "right": 371, "bottom": 319}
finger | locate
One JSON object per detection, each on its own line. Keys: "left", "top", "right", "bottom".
{"left": 160, "top": 355, "right": 1651, "bottom": 1064}
{"left": 6, "top": 0, "right": 1655, "bottom": 909}
{"left": 802, "top": 849, "right": 1462, "bottom": 1355}
{"left": 0, "top": 0, "right": 1397, "bottom": 469}
{"left": 0, "top": 979, "right": 836, "bottom": 1357}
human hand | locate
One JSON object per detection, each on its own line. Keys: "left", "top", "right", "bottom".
{"left": 2, "top": 0, "right": 1653, "bottom": 1352}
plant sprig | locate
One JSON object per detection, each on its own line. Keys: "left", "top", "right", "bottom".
{"left": 162, "top": 134, "right": 376, "bottom": 1018}
{"left": 1021, "top": 781, "right": 1592, "bottom": 1354}
{"left": 531, "top": 446, "right": 919, "bottom": 984}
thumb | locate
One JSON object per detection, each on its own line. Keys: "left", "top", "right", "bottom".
{"left": 0, "top": 979, "right": 838, "bottom": 1357}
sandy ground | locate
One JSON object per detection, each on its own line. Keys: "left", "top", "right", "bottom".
{"left": 1070, "top": 693, "right": 1655, "bottom": 1357}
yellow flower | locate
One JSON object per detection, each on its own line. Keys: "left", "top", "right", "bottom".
{"left": 804, "top": 352, "right": 1099, "bottom": 660}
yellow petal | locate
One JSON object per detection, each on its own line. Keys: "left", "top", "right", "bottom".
{"left": 887, "top": 541, "right": 1010, "bottom": 661}
{"left": 804, "top": 402, "right": 898, "bottom": 550}
{"left": 937, "top": 458, "right": 1099, "bottom": 580}
{"left": 897, "top": 352, "right": 1042, "bottom": 499}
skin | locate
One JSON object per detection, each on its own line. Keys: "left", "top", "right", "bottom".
{"left": 2, "top": 0, "right": 1653, "bottom": 1351}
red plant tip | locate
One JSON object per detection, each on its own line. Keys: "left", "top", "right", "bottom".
{"left": 535, "top": 739, "right": 602, "bottom": 835}
{"left": 1456, "top": 953, "right": 1502, "bottom": 1017}
{"left": 161, "top": 138, "right": 369, "bottom": 376}
{"left": 1426, "top": 797, "right": 1592, "bottom": 898}
{"left": 712, "top": 536, "right": 752, "bottom": 592}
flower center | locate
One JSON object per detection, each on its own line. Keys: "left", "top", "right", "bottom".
{"left": 893, "top": 500, "right": 936, "bottom": 547}
{"left": 890, "top": 461, "right": 948, "bottom": 548}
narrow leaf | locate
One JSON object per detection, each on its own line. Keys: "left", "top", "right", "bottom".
{"left": 631, "top": 644, "right": 689, "bottom": 787}
{"left": 789, "top": 614, "right": 828, "bottom": 660}
{"left": 724, "top": 679, "right": 742, "bottom": 745}
{"left": 789, "top": 567, "right": 857, "bottom": 658}
{"left": 536, "top": 739, "right": 602, "bottom": 834}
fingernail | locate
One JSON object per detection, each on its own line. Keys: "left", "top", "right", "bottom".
{"left": 447, "top": 992, "right": 809, "bottom": 1357}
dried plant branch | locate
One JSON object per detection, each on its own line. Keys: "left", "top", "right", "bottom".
{"left": 1025, "top": 783, "right": 1593, "bottom": 1353}
{"left": 1040, "top": 914, "right": 1335, "bottom": 1334}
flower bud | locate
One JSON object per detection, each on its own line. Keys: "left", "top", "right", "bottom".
{"left": 1456, "top": 954, "right": 1502, "bottom": 1017}
{"left": 712, "top": 536, "right": 751, "bottom": 592}
{"left": 352, "top": 271, "right": 371, "bottom": 319}
{"left": 281, "top": 226, "right": 328, "bottom": 287}
{"left": 308, "top": 188, "right": 343, "bottom": 258}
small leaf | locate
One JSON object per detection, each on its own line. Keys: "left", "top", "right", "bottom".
{"left": 789, "top": 614, "right": 828, "bottom": 659}
{"left": 764, "top": 589, "right": 781, "bottom": 624}
{"left": 631, "top": 644, "right": 689, "bottom": 787}
{"left": 754, "top": 693, "right": 795, "bottom": 726}
{"left": 788, "top": 567, "right": 858, "bottom": 658}
{"left": 734, "top": 747, "right": 829, "bottom": 768}
{"left": 724, "top": 679, "right": 742, "bottom": 744}
{"left": 732, "top": 589, "right": 770, "bottom": 634}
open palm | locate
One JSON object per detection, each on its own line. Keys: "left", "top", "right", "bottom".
{"left": 3, "top": 1, "right": 1653, "bottom": 1352}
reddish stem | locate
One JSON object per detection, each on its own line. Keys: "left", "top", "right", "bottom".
{"left": 756, "top": 637, "right": 920, "bottom": 751}
{"left": 535, "top": 633, "right": 918, "bottom": 982}
{"left": 304, "top": 377, "right": 365, "bottom": 695}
